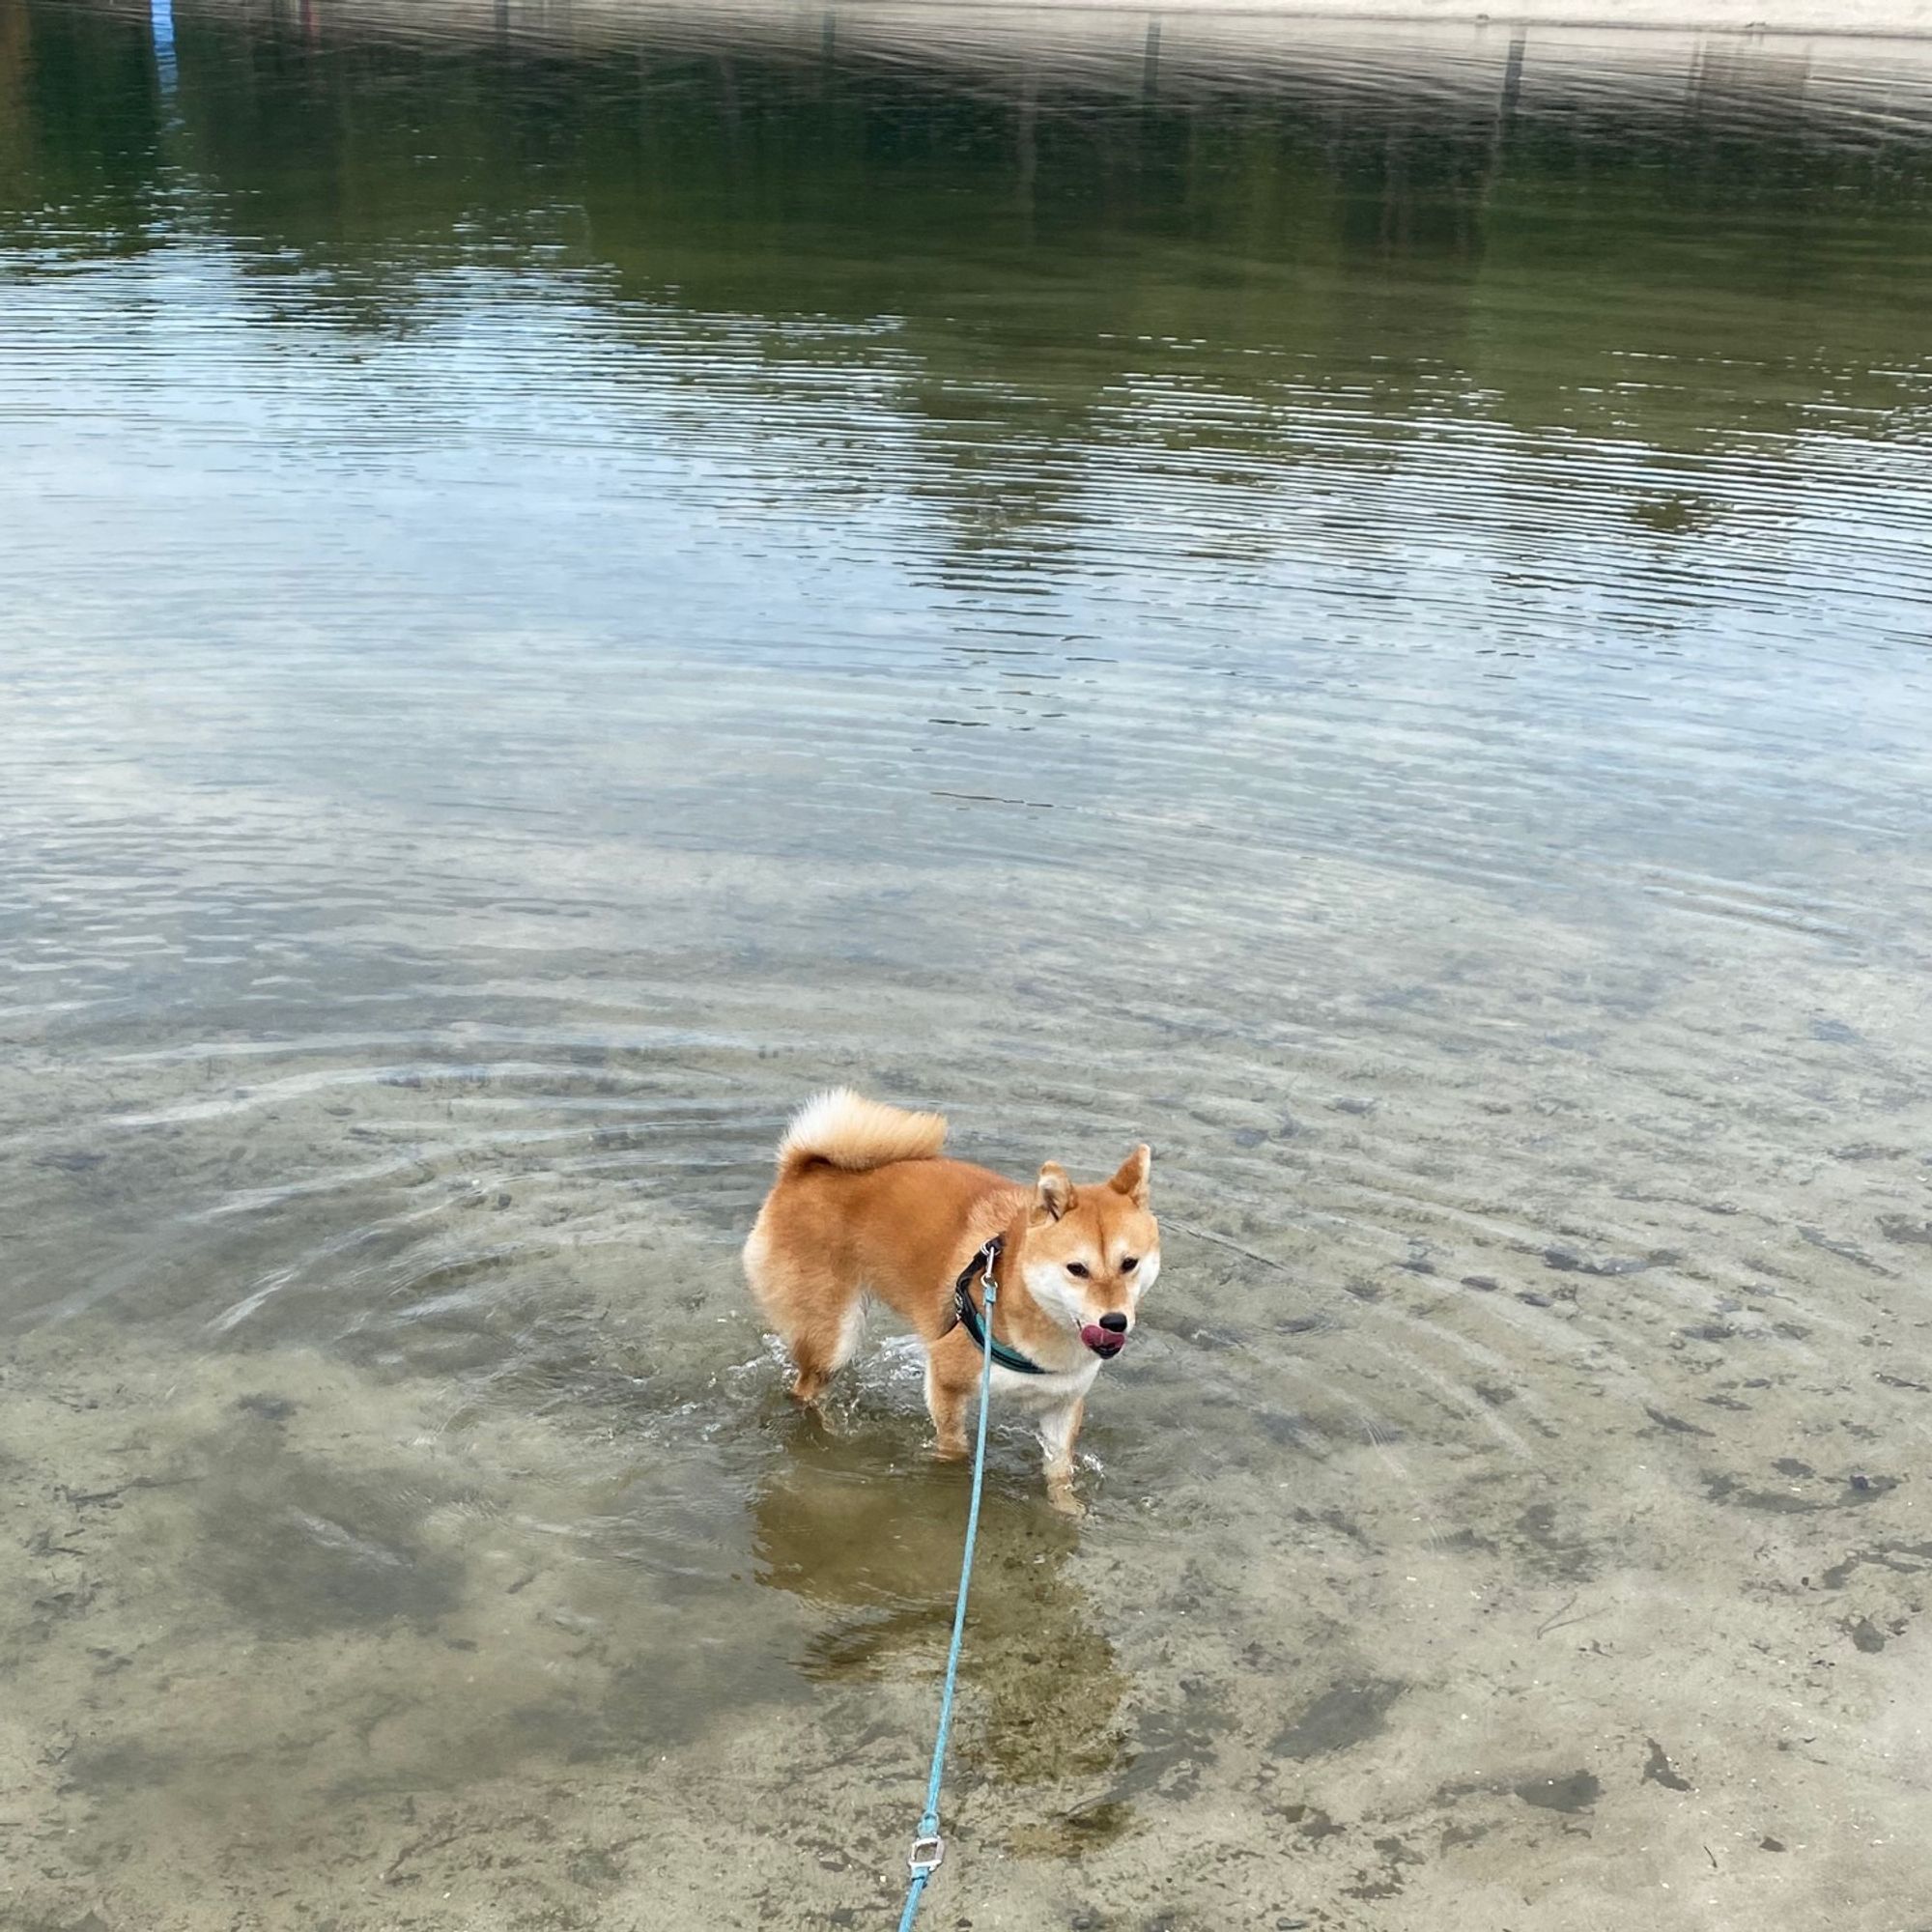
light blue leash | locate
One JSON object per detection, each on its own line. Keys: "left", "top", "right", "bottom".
{"left": 895, "top": 1242, "right": 1002, "bottom": 1930}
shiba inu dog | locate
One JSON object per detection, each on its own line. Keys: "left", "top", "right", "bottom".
{"left": 743, "top": 1090, "right": 1159, "bottom": 1514}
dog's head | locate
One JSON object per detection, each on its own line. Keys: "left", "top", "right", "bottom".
{"left": 1021, "top": 1146, "right": 1160, "bottom": 1358}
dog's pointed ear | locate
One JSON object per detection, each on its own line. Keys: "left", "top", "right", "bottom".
{"left": 1108, "top": 1144, "right": 1151, "bottom": 1208}
{"left": 1035, "top": 1162, "right": 1074, "bottom": 1222}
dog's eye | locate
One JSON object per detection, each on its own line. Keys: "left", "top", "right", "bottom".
{"left": 1122, "top": 1257, "right": 1139, "bottom": 1272}
{"left": 1065, "top": 1262, "right": 1089, "bottom": 1278}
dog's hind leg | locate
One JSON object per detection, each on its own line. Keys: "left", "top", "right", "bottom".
{"left": 744, "top": 1224, "right": 864, "bottom": 1406}
{"left": 791, "top": 1293, "right": 867, "bottom": 1405}
{"left": 779, "top": 1288, "right": 861, "bottom": 1406}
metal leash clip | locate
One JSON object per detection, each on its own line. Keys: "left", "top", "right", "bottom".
{"left": 907, "top": 1834, "right": 945, "bottom": 1876}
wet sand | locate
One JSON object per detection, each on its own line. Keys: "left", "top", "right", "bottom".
{"left": 852, "top": 0, "right": 1932, "bottom": 36}
{"left": 183, "top": 0, "right": 1932, "bottom": 79}
{"left": 171, "top": 0, "right": 1932, "bottom": 54}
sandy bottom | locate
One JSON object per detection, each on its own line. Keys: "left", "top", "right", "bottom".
{"left": 3, "top": 867, "right": 1929, "bottom": 1931}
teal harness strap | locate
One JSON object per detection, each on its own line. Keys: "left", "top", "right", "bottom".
{"left": 895, "top": 1240, "right": 1003, "bottom": 1928}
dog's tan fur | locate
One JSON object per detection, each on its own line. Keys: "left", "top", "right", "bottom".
{"left": 744, "top": 1090, "right": 1159, "bottom": 1513}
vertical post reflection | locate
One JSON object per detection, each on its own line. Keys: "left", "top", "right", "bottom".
{"left": 152, "top": 0, "right": 178, "bottom": 99}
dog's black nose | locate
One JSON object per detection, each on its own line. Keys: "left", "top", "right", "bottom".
{"left": 1098, "top": 1311, "right": 1128, "bottom": 1333}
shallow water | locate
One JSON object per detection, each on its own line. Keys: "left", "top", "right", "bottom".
{"left": 3, "top": 2, "right": 1932, "bottom": 1927}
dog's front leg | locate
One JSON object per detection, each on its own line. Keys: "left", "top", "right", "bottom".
{"left": 925, "top": 1359, "right": 971, "bottom": 1462}
{"left": 1037, "top": 1396, "right": 1085, "bottom": 1516}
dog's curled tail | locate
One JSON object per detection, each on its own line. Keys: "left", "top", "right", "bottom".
{"left": 776, "top": 1089, "right": 947, "bottom": 1180}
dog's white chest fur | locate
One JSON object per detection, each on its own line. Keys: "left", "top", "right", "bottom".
{"left": 987, "top": 1356, "right": 1103, "bottom": 1405}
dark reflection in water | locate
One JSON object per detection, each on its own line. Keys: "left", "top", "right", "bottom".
{"left": 753, "top": 1422, "right": 1130, "bottom": 1784}
{"left": 7, "top": 2, "right": 1932, "bottom": 478}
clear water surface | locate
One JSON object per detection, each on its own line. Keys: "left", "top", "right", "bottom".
{"left": 2, "top": 3, "right": 1930, "bottom": 1927}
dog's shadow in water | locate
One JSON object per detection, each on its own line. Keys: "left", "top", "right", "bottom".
{"left": 750, "top": 1419, "right": 1131, "bottom": 1786}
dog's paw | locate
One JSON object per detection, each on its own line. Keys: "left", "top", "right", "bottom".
{"left": 1046, "top": 1484, "right": 1086, "bottom": 1520}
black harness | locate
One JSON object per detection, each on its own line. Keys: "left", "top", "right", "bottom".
{"left": 945, "top": 1235, "right": 1048, "bottom": 1376}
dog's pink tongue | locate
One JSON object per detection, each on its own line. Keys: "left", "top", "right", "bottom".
{"left": 1082, "top": 1323, "right": 1123, "bottom": 1353}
